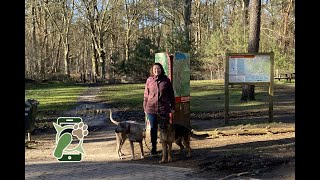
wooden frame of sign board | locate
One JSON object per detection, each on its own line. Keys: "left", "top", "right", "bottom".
{"left": 224, "top": 52, "right": 274, "bottom": 125}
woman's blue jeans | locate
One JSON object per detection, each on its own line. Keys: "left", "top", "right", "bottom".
{"left": 147, "top": 114, "right": 158, "bottom": 152}
{"left": 147, "top": 113, "right": 168, "bottom": 152}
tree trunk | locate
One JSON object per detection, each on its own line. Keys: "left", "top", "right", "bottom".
{"left": 195, "top": 0, "right": 201, "bottom": 50}
{"left": 31, "top": 0, "right": 38, "bottom": 77}
{"left": 184, "top": 0, "right": 192, "bottom": 51}
{"left": 82, "top": 40, "right": 86, "bottom": 83}
{"left": 63, "top": 42, "right": 70, "bottom": 76}
{"left": 125, "top": 40, "right": 129, "bottom": 63}
{"left": 247, "top": 0, "right": 261, "bottom": 53}
{"left": 242, "top": 0, "right": 250, "bottom": 24}
{"left": 101, "top": 50, "right": 106, "bottom": 79}
{"left": 241, "top": 0, "right": 261, "bottom": 101}
{"left": 91, "top": 42, "right": 99, "bottom": 83}
{"left": 42, "top": 4, "right": 49, "bottom": 80}
{"left": 281, "top": 0, "right": 293, "bottom": 52}
{"left": 55, "top": 36, "right": 62, "bottom": 73}
{"left": 242, "top": 0, "right": 250, "bottom": 42}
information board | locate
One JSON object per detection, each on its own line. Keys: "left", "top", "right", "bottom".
{"left": 173, "top": 52, "right": 190, "bottom": 98}
{"left": 224, "top": 52, "right": 274, "bottom": 125}
{"left": 229, "top": 54, "right": 271, "bottom": 83}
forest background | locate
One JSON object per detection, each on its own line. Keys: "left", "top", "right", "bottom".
{"left": 25, "top": 0, "right": 294, "bottom": 83}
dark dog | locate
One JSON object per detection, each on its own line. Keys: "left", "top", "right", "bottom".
{"left": 158, "top": 115, "right": 192, "bottom": 163}
{"left": 108, "top": 109, "right": 145, "bottom": 160}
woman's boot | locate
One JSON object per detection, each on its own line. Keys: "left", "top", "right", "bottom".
{"left": 150, "top": 127, "right": 157, "bottom": 155}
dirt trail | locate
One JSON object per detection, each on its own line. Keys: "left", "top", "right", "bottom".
{"left": 62, "top": 85, "right": 110, "bottom": 128}
{"left": 25, "top": 83, "right": 295, "bottom": 179}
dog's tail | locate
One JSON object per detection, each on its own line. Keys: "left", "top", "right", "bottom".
{"left": 108, "top": 109, "right": 120, "bottom": 125}
{"left": 190, "top": 129, "right": 209, "bottom": 140}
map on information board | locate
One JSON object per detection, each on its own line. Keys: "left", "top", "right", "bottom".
{"left": 229, "top": 54, "right": 271, "bottom": 82}
{"left": 155, "top": 52, "right": 190, "bottom": 98}
{"left": 173, "top": 52, "right": 190, "bottom": 97}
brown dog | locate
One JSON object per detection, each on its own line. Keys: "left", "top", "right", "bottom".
{"left": 158, "top": 115, "right": 192, "bottom": 163}
{"left": 108, "top": 109, "right": 145, "bottom": 160}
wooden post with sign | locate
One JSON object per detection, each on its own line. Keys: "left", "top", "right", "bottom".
{"left": 154, "top": 52, "right": 191, "bottom": 128}
{"left": 224, "top": 52, "right": 274, "bottom": 125}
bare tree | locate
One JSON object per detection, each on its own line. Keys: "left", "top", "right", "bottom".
{"left": 24, "top": 0, "right": 294, "bottom": 82}
{"left": 280, "top": 0, "right": 293, "bottom": 52}
{"left": 80, "top": 0, "right": 116, "bottom": 80}
{"left": 43, "top": 0, "right": 75, "bottom": 76}
{"left": 124, "top": 0, "right": 141, "bottom": 63}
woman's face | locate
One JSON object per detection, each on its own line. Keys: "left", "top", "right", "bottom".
{"left": 153, "top": 65, "right": 162, "bottom": 76}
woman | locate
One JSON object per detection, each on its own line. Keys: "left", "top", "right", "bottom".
{"left": 143, "top": 62, "right": 175, "bottom": 155}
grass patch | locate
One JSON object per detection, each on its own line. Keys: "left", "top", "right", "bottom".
{"left": 190, "top": 80, "right": 271, "bottom": 112}
{"left": 96, "top": 79, "right": 288, "bottom": 114}
{"left": 96, "top": 83, "right": 145, "bottom": 110}
{"left": 25, "top": 82, "right": 88, "bottom": 117}
{"left": 25, "top": 80, "right": 294, "bottom": 120}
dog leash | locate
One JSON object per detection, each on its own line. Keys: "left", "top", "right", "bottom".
{"left": 143, "top": 131, "right": 151, "bottom": 151}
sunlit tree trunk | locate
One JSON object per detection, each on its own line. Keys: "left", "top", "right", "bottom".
{"left": 184, "top": 0, "right": 192, "bottom": 51}
{"left": 281, "top": 0, "right": 293, "bottom": 52}
{"left": 241, "top": 0, "right": 261, "bottom": 101}
{"left": 31, "top": 0, "right": 38, "bottom": 78}
{"left": 195, "top": 0, "right": 201, "bottom": 50}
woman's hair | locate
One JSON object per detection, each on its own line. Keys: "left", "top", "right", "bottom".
{"left": 149, "top": 62, "right": 166, "bottom": 76}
